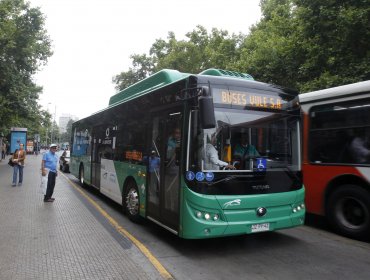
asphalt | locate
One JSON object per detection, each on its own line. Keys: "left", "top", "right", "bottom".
{"left": 0, "top": 153, "right": 164, "bottom": 280}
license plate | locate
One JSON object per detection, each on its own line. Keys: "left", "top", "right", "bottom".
{"left": 251, "top": 223, "right": 270, "bottom": 233}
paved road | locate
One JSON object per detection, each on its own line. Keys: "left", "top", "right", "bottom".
{"left": 65, "top": 172, "right": 370, "bottom": 280}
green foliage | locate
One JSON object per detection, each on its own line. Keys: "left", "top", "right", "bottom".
{"left": 0, "top": 0, "right": 52, "bottom": 137}
{"left": 112, "top": 54, "right": 154, "bottom": 91}
{"left": 59, "top": 119, "right": 74, "bottom": 143}
{"left": 113, "top": 0, "right": 369, "bottom": 93}
{"left": 237, "top": 0, "right": 298, "bottom": 88}
{"left": 113, "top": 26, "right": 245, "bottom": 90}
{"left": 237, "top": 0, "right": 370, "bottom": 92}
{"left": 292, "top": 0, "right": 370, "bottom": 91}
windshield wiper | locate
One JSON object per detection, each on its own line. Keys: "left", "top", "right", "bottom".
{"left": 206, "top": 175, "right": 237, "bottom": 186}
{"left": 283, "top": 165, "right": 301, "bottom": 183}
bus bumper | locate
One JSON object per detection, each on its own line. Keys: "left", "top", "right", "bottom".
{"left": 180, "top": 188, "right": 305, "bottom": 239}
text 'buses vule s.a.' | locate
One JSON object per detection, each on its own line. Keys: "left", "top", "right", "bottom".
{"left": 70, "top": 69, "right": 305, "bottom": 239}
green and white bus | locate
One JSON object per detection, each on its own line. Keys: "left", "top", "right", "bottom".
{"left": 70, "top": 69, "right": 305, "bottom": 239}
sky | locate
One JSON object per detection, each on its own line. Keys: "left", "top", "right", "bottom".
{"left": 29, "top": 0, "right": 262, "bottom": 123}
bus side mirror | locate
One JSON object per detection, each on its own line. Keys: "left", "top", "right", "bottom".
{"left": 199, "top": 87, "right": 216, "bottom": 129}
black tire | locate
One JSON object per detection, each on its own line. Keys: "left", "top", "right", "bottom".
{"left": 123, "top": 181, "right": 141, "bottom": 223}
{"left": 327, "top": 185, "right": 370, "bottom": 241}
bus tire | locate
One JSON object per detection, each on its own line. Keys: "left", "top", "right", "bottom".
{"left": 123, "top": 180, "right": 141, "bottom": 223}
{"left": 79, "top": 164, "right": 85, "bottom": 186}
{"left": 327, "top": 185, "right": 370, "bottom": 241}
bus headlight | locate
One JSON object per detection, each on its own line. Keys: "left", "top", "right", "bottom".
{"left": 292, "top": 202, "right": 305, "bottom": 214}
{"left": 194, "top": 210, "right": 221, "bottom": 222}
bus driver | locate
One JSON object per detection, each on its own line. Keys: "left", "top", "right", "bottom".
{"left": 204, "top": 129, "right": 235, "bottom": 170}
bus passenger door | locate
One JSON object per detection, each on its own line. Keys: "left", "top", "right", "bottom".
{"left": 146, "top": 117, "right": 162, "bottom": 219}
{"left": 147, "top": 110, "right": 182, "bottom": 233}
{"left": 91, "top": 137, "right": 101, "bottom": 189}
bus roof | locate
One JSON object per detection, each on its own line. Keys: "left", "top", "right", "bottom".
{"left": 299, "top": 80, "right": 370, "bottom": 104}
{"left": 199, "top": 69, "right": 254, "bottom": 80}
{"left": 109, "top": 69, "right": 190, "bottom": 107}
{"left": 108, "top": 68, "right": 255, "bottom": 107}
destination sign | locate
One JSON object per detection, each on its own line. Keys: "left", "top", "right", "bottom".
{"left": 213, "top": 90, "right": 286, "bottom": 110}
{"left": 125, "top": 150, "right": 142, "bottom": 161}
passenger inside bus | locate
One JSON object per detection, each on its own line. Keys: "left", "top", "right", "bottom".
{"left": 143, "top": 150, "right": 160, "bottom": 202}
{"left": 165, "top": 125, "right": 181, "bottom": 211}
{"left": 348, "top": 129, "right": 370, "bottom": 164}
{"left": 166, "top": 127, "right": 181, "bottom": 167}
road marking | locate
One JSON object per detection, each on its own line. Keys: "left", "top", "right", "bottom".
{"left": 60, "top": 173, "right": 173, "bottom": 280}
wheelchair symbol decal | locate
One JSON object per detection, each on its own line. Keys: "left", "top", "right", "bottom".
{"left": 256, "top": 158, "right": 266, "bottom": 171}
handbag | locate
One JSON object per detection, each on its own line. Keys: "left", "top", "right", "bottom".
{"left": 40, "top": 169, "right": 49, "bottom": 194}
{"left": 8, "top": 158, "right": 14, "bottom": 167}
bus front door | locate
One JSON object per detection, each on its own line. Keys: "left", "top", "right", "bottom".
{"left": 91, "top": 137, "right": 101, "bottom": 189}
{"left": 147, "top": 111, "right": 181, "bottom": 233}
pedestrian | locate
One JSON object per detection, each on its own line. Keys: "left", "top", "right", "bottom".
{"left": 0, "top": 137, "right": 2, "bottom": 162}
{"left": 41, "top": 143, "right": 58, "bottom": 202}
{"left": 2, "top": 141, "right": 6, "bottom": 160}
{"left": 11, "top": 143, "right": 26, "bottom": 186}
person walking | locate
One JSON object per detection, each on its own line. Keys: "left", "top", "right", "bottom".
{"left": 0, "top": 137, "right": 3, "bottom": 162}
{"left": 11, "top": 143, "right": 26, "bottom": 186}
{"left": 2, "top": 141, "right": 6, "bottom": 160}
{"left": 41, "top": 143, "right": 58, "bottom": 202}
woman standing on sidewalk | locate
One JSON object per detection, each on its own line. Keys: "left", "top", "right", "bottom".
{"left": 11, "top": 144, "right": 26, "bottom": 186}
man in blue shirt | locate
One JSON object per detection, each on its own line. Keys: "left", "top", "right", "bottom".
{"left": 41, "top": 143, "right": 59, "bottom": 202}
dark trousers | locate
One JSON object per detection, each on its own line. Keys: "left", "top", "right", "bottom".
{"left": 44, "top": 171, "right": 56, "bottom": 200}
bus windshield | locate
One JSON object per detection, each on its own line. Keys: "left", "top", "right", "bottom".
{"left": 188, "top": 107, "right": 302, "bottom": 195}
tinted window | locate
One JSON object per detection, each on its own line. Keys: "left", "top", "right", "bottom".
{"left": 309, "top": 98, "right": 370, "bottom": 164}
{"left": 114, "top": 119, "right": 147, "bottom": 163}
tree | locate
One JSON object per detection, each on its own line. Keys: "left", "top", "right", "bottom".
{"left": 237, "top": 0, "right": 370, "bottom": 92}
{"left": 112, "top": 54, "right": 154, "bottom": 91}
{"left": 113, "top": 1, "right": 369, "bottom": 93}
{"left": 59, "top": 119, "right": 74, "bottom": 143}
{"left": 236, "top": 0, "right": 299, "bottom": 88}
{"left": 0, "top": 0, "right": 52, "bottom": 135}
{"left": 292, "top": 0, "right": 370, "bottom": 91}
{"left": 113, "top": 26, "right": 245, "bottom": 90}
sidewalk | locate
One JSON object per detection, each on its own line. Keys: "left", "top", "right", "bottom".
{"left": 0, "top": 155, "right": 162, "bottom": 280}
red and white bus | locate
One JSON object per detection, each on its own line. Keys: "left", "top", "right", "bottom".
{"left": 300, "top": 80, "right": 370, "bottom": 240}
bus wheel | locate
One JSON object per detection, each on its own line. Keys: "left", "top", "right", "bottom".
{"left": 79, "top": 165, "right": 85, "bottom": 186}
{"left": 327, "top": 185, "right": 370, "bottom": 241}
{"left": 124, "top": 181, "right": 141, "bottom": 223}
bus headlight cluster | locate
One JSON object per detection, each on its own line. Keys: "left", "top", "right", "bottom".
{"left": 195, "top": 211, "right": 220, "bottom": 221}
{"left": 292, "top": 203, "right": 305, "bottom": 213}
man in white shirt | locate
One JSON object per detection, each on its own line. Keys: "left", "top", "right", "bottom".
{"left": 203, "top": 129, "right": 235, "bottom": 170}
